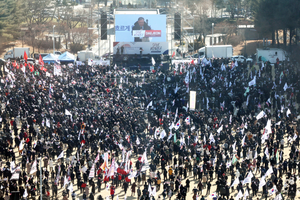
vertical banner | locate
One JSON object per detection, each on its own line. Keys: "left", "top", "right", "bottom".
{"left": 189, "top": 91, "right": 196, "bottom": 111}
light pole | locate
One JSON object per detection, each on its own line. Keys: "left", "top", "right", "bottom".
{"left": 38, "top": 157, "right": 42, "bottom": 200}
{"left": 212, "top": 23, "right": 214, "bottom": 46}
{"left": 53, "top": 25, "right": 55, "bottom": 54}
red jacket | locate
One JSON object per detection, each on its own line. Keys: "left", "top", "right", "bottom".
{"left": 110, "top": 187, "right": 115, "bottom": 195}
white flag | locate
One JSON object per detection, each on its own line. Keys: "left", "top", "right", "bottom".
{"left": 65, "top": 109, "right": 72, "bottom": 116}
{"left": 248, "top": 76, "right": 256, "bottom": 87}
{"left": 46, "top": 118, "right": 50, "bottom": 128}
{"left": 57, "top": 151, "right": 64, "bottom": 160}
{"left": 265, "top": 148, "right": 269, "bottom": 159}
{"left": 287, "top": 108, "right": 291, "bottom": 117}
{"left": 160, "top": 130, "right": 166, "bottom": 139}
{"left": 283, "top": 83, "right": 288, "bottom": 91}
{"left": 236, "top": 190, "right": 243, "bottom": 200}
{"left": 244, "top": 189, "right": 249, "bottom": 200}
{"left": 147, "top": 101, "right": 153, "bottom": 110}
{"left": 63, "top": 176, "right": 69, "bottom": 188}
{"left": 231, "top": 177, "right": 239, "bottom": 187}
{"left": 107, "top": 159, "right": 115, "bottom": 177}
{"left": 265, "top": 166, "right": 273, "bottom": 177}
{"left": 67, "top": 182, "right": 73, "bottom": 193}
{"left": 151, "top": 57, "right": 156, "bottom": 66}
{"left": 30, "top": 159, "right": 37, "bottom": 175}
{"left": 259, "top": 176, "right": 266, "bottom": 189}
{"left": 89, "top": 164, "right": 95, "bottom": 178}
{"left": 256, "top": 110, "right": 265, "bottom": 120}
{"left": 274, "top": 193, "right": 283, "bottom": 200}
{"left": 23, "top": 189, "right": 28, "bottom": 197}
{"left": 209, "top": 133, "right": 215, "bottom": 144}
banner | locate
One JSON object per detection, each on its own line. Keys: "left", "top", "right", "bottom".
{"left": 115, "top": 14, "right": 166, "bottom": 42}
{"left": 113, "top": 42, "right": 168, "bottom": 55}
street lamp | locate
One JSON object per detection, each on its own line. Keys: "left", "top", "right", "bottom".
{"left": 38, "top": 157, "right": 42, "bottom": 200}
{"left": 212, "top": 23, "right": 214, "bottom": 46}
{"left": 88, "top": 27, "right": 100, "bottom": 57}
{"left": 53, "top": 25, "right": 55, "bottom": 54}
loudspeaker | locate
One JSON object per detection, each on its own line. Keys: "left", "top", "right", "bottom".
{"left": 101, "top": 14, "right": 107, "bottom": 40}
{"left": 174, "top": 13, "right": 181, "bottom": 40}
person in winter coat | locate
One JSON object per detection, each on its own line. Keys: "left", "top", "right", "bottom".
{"left": 110, "top": 185, "right": 115, "bottom": 200}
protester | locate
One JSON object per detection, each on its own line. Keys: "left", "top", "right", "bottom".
{"left": 0, "top": 56, "right": 298, "bottom": 200}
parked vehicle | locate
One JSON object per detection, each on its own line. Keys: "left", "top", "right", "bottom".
{"left": 4, "top": 47, "right": 30, "bottom": 60}
{"left": 198, "top": 45, "right": 233, "bottom": 59}
{"left": 77, "top": 51, "right": 95, "bottom": 62}
{"left": 231, "top": 55, "right": 253, "bottom": 63}
{"left": 256, "top": 48, "right": 287, "bottom": 64}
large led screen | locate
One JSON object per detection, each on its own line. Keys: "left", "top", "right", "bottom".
{"left": 115, "top": 14, "right": 166, "bottom": 42}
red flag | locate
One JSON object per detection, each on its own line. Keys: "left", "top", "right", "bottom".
{"left": 106, "top": 88, "right": 110, "bottom": 93}
{"left": 41, "top": 66, "right": 47, "bottom": 72}
{"left": 191, "top": 59, "right": 195, "bottom": 65}
{"left": 39, "top": 55, "right": 44, "bottom": 66}
{"left": 172, "top": 51, "right": 175, "bottom": 57}
{"left": 29, "top": 64, "right": 34, "bottom": 72}
{"left": 24, "top": 51, "right": 28, "bottom": 62}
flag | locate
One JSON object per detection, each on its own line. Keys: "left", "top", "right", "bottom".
{"left": 232, "top": 155, "right": 237, "bottom": 164}
{"left": 209, "top": 133, "right": 215, "bottom": 143}
{"left": 41, "top": 66, "right": 47, "bottom": 72}
{"left": 274, "top": 193, "right": 283, "bottom": 200}
{"left": 248, "top": 76, "right": 256, "bottom": 87}
{"left": 174, "top": 120, "right": 180, "bottom": 130}
{"left": 100, "top": 160, "right": 107, "bottom": 171}
{"left": 287, "top": 108, "right": 291, "bottom": 117}
{"left": 185, "top": 116, "right": 190, "bottom": 125}
{"left": 63, "top": 176, "right": 69, "bottom": 188}
{"left": 265, "top": 166, "right": 273, "bottom": 177}
{"left": 30, "top": 159, "right": 37, "bottom": 174}
{"left": 160, "top": 130, "right": 166, "bottom": 139}
{"left": 236, "top": 190, "right": 243, "bottom": 200}
{"left": 67, "top": 182, "right": 73, "bottom": 193}
{"left": 268, "top": 185, "right": 277, "bottom": 196}
{"left": 256, "top": 110, "right": 265, "bottom": 120}
{"left": 151, "top": 57, "right": 156, "bottom": 66}
{"left": 172, "top": 51, "right": 175, "bottom": 57}
{"left": 191, "top": 59, "right": 195, "bottom": 65}
{"left": 24, "top": 51, "right": 28, "bottom": 62}
{"left": 23, "top": 189, "right": 28, "bottom": 197}
{"left": 57, "top": 151, "right": 64, "bottom": 160}
{"left": 94, "top": 153, "right": 100, "bottom": 163}
{"left": 89, "top": 163, "right": 95, "bottom": 178}
{"left": 265, "top": 148, "right": 269, "bottom": 159}
{"left": 39, "top": 55, "right": 44, "bottom": 66}
{"left": 231, "top": 177, "right": 239, "bottom": 187}
{"left": 65, "top": 109, "right": 72, "bottom": 116}
{"left": 147, "top": 101, "right": 153, "bottom": 110}
{"left": 211, "top": 193, "right": 217, "bottom": 198}
{"left": 244, "top": 189, "right": 249, "bottom": 200}
{"left": 283, "top": 83, "right": 288, "bottom": 91}
{"left": 259, "top": 176, "right": 266, "bottom": 189}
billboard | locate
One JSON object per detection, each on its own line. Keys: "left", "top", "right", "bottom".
{"left": 115, "top": 14, "right": 166, "bottom": 42}
{"left": 113, "top": 42, "right": 168, "bottom": 55}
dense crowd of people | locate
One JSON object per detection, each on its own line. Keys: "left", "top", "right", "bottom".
{"left": 0, "top": 57, "right": 299, "bottom": 200}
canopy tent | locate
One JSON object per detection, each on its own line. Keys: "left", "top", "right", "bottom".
{"left": 42, "top": 54, "right": 59, "bottom": 64}
{"left": 58, "top": 52, "right": 76, "bottom": 63}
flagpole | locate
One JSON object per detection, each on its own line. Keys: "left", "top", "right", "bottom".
{"left": 38, "top": 157, "right": 42, "bottom": 200}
